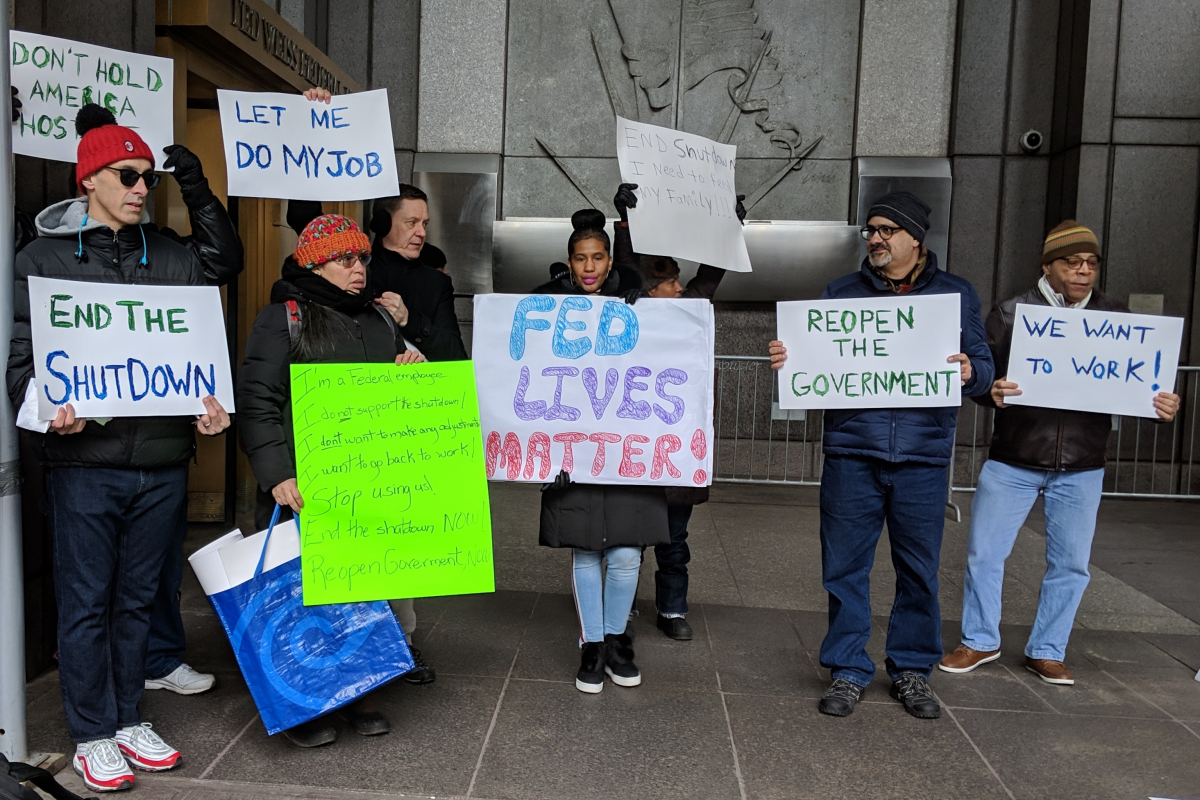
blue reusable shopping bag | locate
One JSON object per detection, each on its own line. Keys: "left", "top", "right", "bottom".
{"left": 207, "top": 506, "right": 414, "bottom": 735}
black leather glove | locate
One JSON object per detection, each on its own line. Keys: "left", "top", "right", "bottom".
{"left": 163, "top": 144, "right": 215, "bottom": 208}
{"left": 614, "top": 183, "right": 639, "bottom": 223}
{"left": 10, "top": 86, "right": 20, "bottom": 123}
{"left": 542, "top": 468, "right": 572, "bottom": 492}
{"left": 735, "top": 193, "right": 747, "bottom": 224}
{"left": 623, "top": 287, "right": 642, "bottom": 305}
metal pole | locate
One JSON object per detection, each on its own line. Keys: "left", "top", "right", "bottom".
{"left": 0, "top": 0, "right": 28, "bottom": 763}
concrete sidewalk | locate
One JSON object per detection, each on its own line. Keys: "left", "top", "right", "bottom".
{"left": 26, "top": 483, "right": 1200, "bottom": 800}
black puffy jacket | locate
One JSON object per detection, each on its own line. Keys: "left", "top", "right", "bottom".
{"left": 978, "top": 287, "right": 1128, "bottom": 471}
{"left": 371, "top": 246, "right": 468, "bottom": 362}
{"left": 237, "top": 278, "right": 409, "bottom": 493}
{"left": 7, "top": 196, "right": 241, "bottom": 468}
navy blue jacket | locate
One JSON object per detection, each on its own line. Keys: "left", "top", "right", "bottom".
{"left": 819, "top": 251, "right": 994, "bottom": 466}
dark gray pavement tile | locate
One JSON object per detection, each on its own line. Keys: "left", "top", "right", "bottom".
{"left": 1069, "top": 629, "right": 1188, "bottom": 670}
{"left": 956, "top": 709, "right": 1200, "bottom": 800}
{"left": 1142, "top": 633, "right": 1200, "bottom": 671}
{"left": 726, "top": 694, "right": 1012, "bottom": 800}
{"left": 1011, "top": 662, "right": 1171, "bottom": 719}
{"left": 1101, "top": 666, "right": 1200, "bottom": 721}
{"left": 138, "top": 681, "right": 259, "bottom": 779}
{"left": 932, "top": 659, "right": 1058, "bottom": 713}
{"left": 470, "top": 680, "right": 742, "bottom": 800}
{"left": 206, "top": 674, "right": 504, "bottom": 796}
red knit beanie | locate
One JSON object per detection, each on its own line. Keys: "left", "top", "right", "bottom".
{"left": 74, "top": 104, "right": 155, "bottom": 190}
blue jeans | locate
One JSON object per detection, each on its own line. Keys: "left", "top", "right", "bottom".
{"left": 572, "top": 547, "right": 641, "bottom": 643}
{"left": 654, "top": 504, "right": 692, "bottom": 617}
{"left": 47, "top": 466, "right": 188, "bottom": 742}
{"left": 819, "top": 455, "right": 947, "bottom": 686}
{"left": 961, "top": 460, "right": 1104, "bottom": 661}
{"left": 145, "top": 498, "right": 189, "bottom": 680}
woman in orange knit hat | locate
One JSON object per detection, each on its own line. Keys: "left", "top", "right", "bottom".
{"left": 236, "top": 213, "right": 422, "bottom": 747}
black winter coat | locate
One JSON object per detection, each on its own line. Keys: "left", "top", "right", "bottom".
{"left": 371, "top": 246, "right": 467, "bottom": 362}
{"left": 977, "top": 287, "right": 1127, "bottom": 471}
{"left": 237, "top": 278, "right": 408, "bottom": 493}
{"left": 533, "top": 265, "right": 668, "bottom": 550}
{"left": 7, "top": 196, "right": 241, "bottom": 468}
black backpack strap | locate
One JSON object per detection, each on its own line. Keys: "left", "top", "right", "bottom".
{"left": 374, "top": 303, "right": 397, "bottom": 336}
{"left": 285, "top": 299, "right": 302, "bottom": 344}
{"left": 4, "top": 755, "right": 96, "bottom": 800}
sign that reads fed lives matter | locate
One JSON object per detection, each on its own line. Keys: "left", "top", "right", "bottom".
{"left": 473, "top": 295, "right": 715, "bottom": 487}
{"left": 217, "top": 89, "right": 398, "bottom": 201}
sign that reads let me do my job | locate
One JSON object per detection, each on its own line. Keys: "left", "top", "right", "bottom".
{"left": 1005, "top": 304, "right": 1183, "bottom": 419}
{"left": 217, "top": 89, "right": 399, "bottom": 201}
{"left": 776, "top": 295, "right": 963, "bottom": 410}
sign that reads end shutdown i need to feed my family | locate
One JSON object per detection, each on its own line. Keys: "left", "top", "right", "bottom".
{"left": 10, "top": 31, "right": 174, "bottom": 163}
{"left": 28, "top": 277, "right": 235, "bottom": 419}
{"left": 616, "top": 117, "right": 751, "bottom": 273}
{"left": 473, "top": 294, "right": 716, "bottom": 487}
{"left": 291, "top": 361, "right": 494, "bottom": 606}
{"left": 776, "top": 295, "right": 963, "bottom": 410}
{"left": 217, "top": 89, "right": 399, "bottom": 201}
{"left": 1005, "top": 304, "right": 1183, "bottom": 419}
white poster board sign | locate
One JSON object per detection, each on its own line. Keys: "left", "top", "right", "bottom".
{"left": 473, "top": 294, "right": 715, "bottom": 486}
{"left": 615, "top": 116, "right": 751, "bottom": 273}
{"left": 776, "top": 295, "right": 963, "bottom": 409}
{"left": 11, "top": 31, "right": 174, "bottom": 164}
{"left": 217, "top": 89, "right": 399, "bottom": 201}
{"left": 1005, "top": 303, "right": 1183, "bottom": 419}
{"left": 29, "top": 277, "right": 236, "bottom": 420}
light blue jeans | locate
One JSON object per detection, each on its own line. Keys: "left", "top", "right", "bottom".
{"left": 961, "top": 460, "right": 1105, "bottom": 661}
{"left": 572, "top": 547, "right": 641, "bottom": 643}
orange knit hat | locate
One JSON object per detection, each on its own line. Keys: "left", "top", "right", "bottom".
{"left": 294, "top": 214, "right": 371, "bottom": 269}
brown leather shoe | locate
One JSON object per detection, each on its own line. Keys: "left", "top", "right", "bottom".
{"left": 1025, "top": 657, "right": 1074, "bottom": 685}
{"left": 938, "top": 644, "right": 1001, "bottom": 674}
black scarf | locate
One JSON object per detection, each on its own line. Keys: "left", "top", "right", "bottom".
{"left": 280, "top": 259, "right": 380, "bottom": 315}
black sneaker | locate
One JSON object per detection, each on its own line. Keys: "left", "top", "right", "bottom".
{"left": 818, "top": 679, "right": 864, "bottom": 716}
{"left": 576, "top": 641, "right": 606, "bottom": 694}
{"left": 282, "top": 716, "right": 338, "bottom": 748}
{"left": 890, "top": 672, "right": 941, "bottom": 719}
{"left": 603, "top": 633, "right": 642, "bottom": 687}
{"left": 656, "top": 615, "right": 694, "bottom": 641}
{"left": 403, "top": 647, "right": 437, "bottom": 685}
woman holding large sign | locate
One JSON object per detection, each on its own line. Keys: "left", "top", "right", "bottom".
{"left": 532, "top": 214, "right": 670, "bottom": 693}
{"left": 237, "top": 214, "right": 422, "bottom": 747}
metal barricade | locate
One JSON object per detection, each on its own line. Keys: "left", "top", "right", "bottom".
{"left": 712, "top": 359, "right": 1200, "bottom": 515}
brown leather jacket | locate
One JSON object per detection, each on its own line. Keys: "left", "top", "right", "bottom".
{"left": 977, "top": 287, "right": 1128, "bottom": 471}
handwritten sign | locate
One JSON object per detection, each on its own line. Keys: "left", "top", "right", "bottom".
{"left": 291, "top": 361, "right": 494, "bottom": 605}
{"left": 10, "top": 31, "right": 174, "bottom": 164}
{"left": 776, "top": 295, "right": 962, "bottom": 409}
{"left": 472, "top": 294, "right": 715, "bottom": 486}
{"left": 217, "top": 89, "right": 398, "bottom": 201}
{"left": 1005, "top": 303, "right": 1183, "bottom": 418}
{"left": 28, "top": 277, "right": 235, "bottom": 420}
{"left": 616, "top": 117, "right": 751, "bottom": 273}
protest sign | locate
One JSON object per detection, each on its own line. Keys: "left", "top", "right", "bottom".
{"left": 291, "top": 361, "right": 494, "bottom": 605}
{"left": 28, "top": 277, "right": 235, "bottom": 420}
{"left": 472, "top": 294, "right": 715, "bottom": 487}
{"left": 217, "top": 89, "right": 398, "bottom": 201}
{"left": 1005, "top": 303, "right": 1183, "bottom": 419}
{"left": 10, "top": 31, "right": 174, "bottom": 163}
{"left": 615, "top": 116, "right": 751, "bottom": 273}
{"left": 776, "top": 295, "right": 963, "bottom": 410}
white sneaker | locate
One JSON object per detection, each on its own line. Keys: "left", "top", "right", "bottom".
{"left": 73, "top": 739, "right": 135, "bottom": 792}
{"left": 144, "top": 663, "right": 215, "bottom": 695}
{"left": 116, "top": 723, "right": 181, "bottom": 772}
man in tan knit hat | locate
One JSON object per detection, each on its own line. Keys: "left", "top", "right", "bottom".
{"left": 938, "top": 221, "right": 1181, "bottom": 685}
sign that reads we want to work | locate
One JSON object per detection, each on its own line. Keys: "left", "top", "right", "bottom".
{"left": 776, "top": 295, "right": 963, "bottom": 410}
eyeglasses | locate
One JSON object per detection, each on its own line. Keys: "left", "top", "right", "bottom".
{"left": 104, "top": 166, "right": 160, "bottom": 190}
{"left": 1056, "top": 256, "right": 1102, "bottom": 271}
{"left": 328, "top": 253, "right": 371, "bottom": 269}
{"left": 860, "top": 224, "right": 902, "bottom": 241}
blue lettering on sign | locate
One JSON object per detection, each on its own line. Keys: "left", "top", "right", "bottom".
{"left": 552, "top": 297, "right": 592, "bottom": 359}
{"left": 365, "top": 153, "right": 382, "bottom": 177}
{"left": 594, "top": 300, "right": 639, "bottom": 356}
{"left": 509, "top": 296, "right": 555, "bottom": 360}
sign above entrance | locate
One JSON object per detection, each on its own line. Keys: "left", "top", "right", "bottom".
{"left": 217, "top": 89, "right": 399, "bottom": 201}
{"left": 9, "top": 31, "right": 175, "bottom": 164}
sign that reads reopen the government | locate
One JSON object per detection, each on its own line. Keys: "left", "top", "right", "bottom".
{"left": 217, "top": 89, "right": 398, "bottom": 201}
{"left": 776, "top": 295, "right": 963, "bottom": 410}
{"left": 11, "top": 31, "right": 174, "bottom": 163}
{"left": 28, "top": 277, "right": 235, "bottom": 420}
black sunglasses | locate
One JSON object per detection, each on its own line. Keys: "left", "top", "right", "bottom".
{"left": 104, "top": 166, "right": 161, "bottom": 190}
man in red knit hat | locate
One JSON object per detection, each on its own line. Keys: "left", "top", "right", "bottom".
{"left": 6, "top": 105, "right": 235, "bottom": 793}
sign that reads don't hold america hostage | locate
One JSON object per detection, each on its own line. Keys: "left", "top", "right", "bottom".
{"left": 29, "top": 277, "right": 235, "bottom": 420}
{"left": 776, "top": 295, "right": 963, "bottom": 410}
